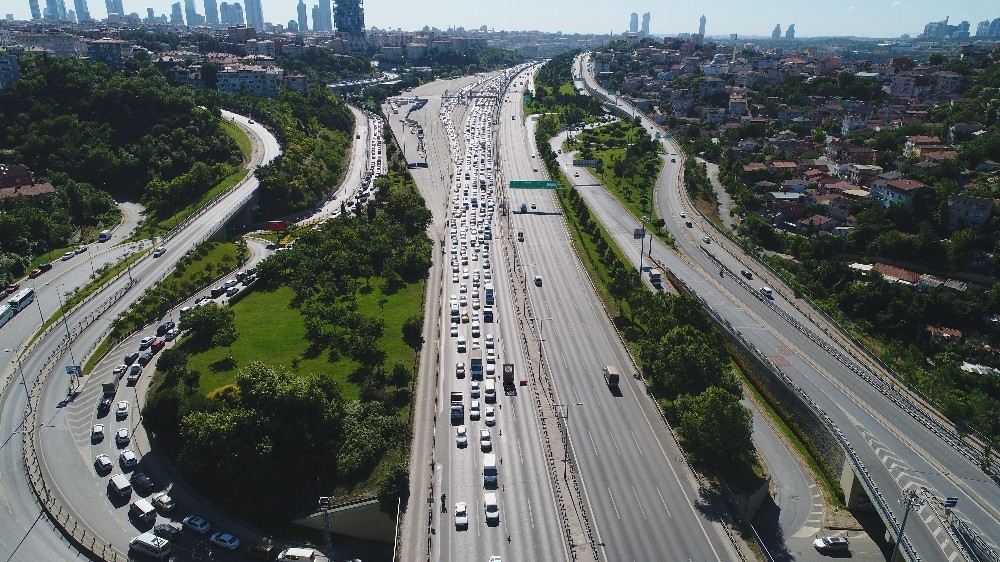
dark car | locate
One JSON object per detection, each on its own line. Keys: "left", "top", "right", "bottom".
{"left": 123, "top": 352, "right": 140, "bottom": 365}
{"left": 741, "top": 270, "right": 753, "bottom": 280}
{"left": 97, "top": 396, "right": 113, "bottom": 415}
{"left": 156, "top": 321, "right": 175, "bottom": 336}
{"left": 131, "top": 472, "right": 156, "bottom": 494}
{"left": 153, "top": 523, "right": 182, "bottom": 541}
{"left": 137, "top": 352, "right": 154, "bottom": 366}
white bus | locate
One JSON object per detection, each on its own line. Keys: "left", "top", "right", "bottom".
{"left": 7, "top": 288, "right": 35, "bottom": 312}
{"left": 0, "top": 303, "right": 13, "bottom": 328}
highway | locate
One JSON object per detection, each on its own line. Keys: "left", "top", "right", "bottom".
{"left": 578, "top": 53, "right": 1000, "bottom": 560}
{"left": 500, "top": 70, "right": 744, "bottom": 560}
{"left": 0, "top": 110, "right": 280, "bottom": 561}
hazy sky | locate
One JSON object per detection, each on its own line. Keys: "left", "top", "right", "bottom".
{"left": 7, "top": 0, "right": 999, "bottom": 38}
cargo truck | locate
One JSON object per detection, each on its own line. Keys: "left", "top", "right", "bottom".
{"left": 470, "top": 350, "right": 483, "bottom": 380}
{"left": 502, "top": 363, "right": 516, "bottom": 393}
{"left": 603, "top": 365, "right": 621, "bottom": 388}
{"left": 98, "top": 379, "right": 119, "bottom": 415}
{"left": 450, "top": 391, "right": 464, "bottom": 423}
{"left": 484, "top": 285, "right": 494, "bottom": 306}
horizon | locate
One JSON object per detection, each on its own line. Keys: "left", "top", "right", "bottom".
{"left": 5, "top": 0, "right": 999, "bottom": 39}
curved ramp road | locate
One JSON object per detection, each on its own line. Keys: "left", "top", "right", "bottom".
{"left": 579, "top": 53, "right": 1000, "bottom": 560}
{"left": 0, "top": 111, "right": 279, "bottom": 561}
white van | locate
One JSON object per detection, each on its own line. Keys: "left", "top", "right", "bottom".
{"left": 483, "top": 453, "right": 498, "bottom": 487}
{"left": 98, "top": 229, "right": 112, "bottom": 242}
{"left": 130, "top": 498, "right": 157, "bottom": 524}
{"left": 483, "top": 380, "right": 496, "bottom": 403}
{"left": 129, "top": 532, "right": 171, "bottom": 560}
{"left": 109, "top": 473, "right": 132, "bottom": 498}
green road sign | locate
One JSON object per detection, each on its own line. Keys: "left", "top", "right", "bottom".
{"left": 509, "top": 180, "right": 558, "bottom": 189}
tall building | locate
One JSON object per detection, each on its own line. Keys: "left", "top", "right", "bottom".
{"left": 699, "top": 14, "right": 706, "bottom": 37}
{"left": 219, "top": 1, "right": 243, "bottom": 25}
{"left": 145, "top": 7, "right": 153, "bottom": 21}
{"left": 296, "top": 0, "right": 307, "bottom": 32}
{"left": 184, "top": 0, "right": 200, "bottom": 25}
{"left": 243, "top": 0, "right": 263, "bottom": 30}
{"left": 976, "top": 20, "right": 990, "bottom": 37}
{"left": 334, "top": 0, "right": 364, "bottom": 48}
{"left": 629, "top": 12, "right": 638, "bottom": 33}
{"left": 786, "top": 24, "right": 795, "bottom": 40}
{"left": 204, "top": 0, "right": 218, "bottom": 25}
{"left": 311, "top": 4, "right": 319, "bottom": 31}
{"left": 44, "top": 0, "right": 67, "bottom": 20}
{"left": 771, "top": 24, "right": 781, "bottom": 40}
{"left": 73, "top": 0, "right": 90, "bottom": 21}
{"left": 315, "top": 0, "right": 331, "bottom": 31}
{"left": 104, "top": 0, "right": 123, "bottom": 17}
{"left": 640, "top": 12, "right": 650, "bottom": 37}
{"left": 170, "top": 1, "right": 182, "bottom": 23}
{"left": 29, "top": 0, "right": 42, "bottom": 20}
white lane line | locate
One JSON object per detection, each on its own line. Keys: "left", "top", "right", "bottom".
{"left": 608, "top": 487, "right": 621, "bottom": 519}
{"left": 657, "top": 487, "right": 673, "bottom": 517}
{"left": 516, "top": 432, "right": 525, "bottom": 466}
{"left": 632, "top": 486, "right": 647, "bottom": 520}
{"left": 588, "top": 430, "right": 598, "bottom": 456}
{"left": 610, "top": 433, "right": 623, "bottom": 457}
{"left": 630, "top": 430, "right": 644, "bottom": 456}
{"left": 527, "top": 495, "right": 536, "bottom": 529}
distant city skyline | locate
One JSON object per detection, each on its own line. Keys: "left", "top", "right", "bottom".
{"left": 8, "top": 0, "right": 999, "bottom": 37}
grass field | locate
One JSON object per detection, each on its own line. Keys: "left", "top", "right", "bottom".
{"left": 220, "top": 119, "right": 252, "bottom": 160}
{"left": 189, "top": 278, "right": 424, "bottom": 402}
{"left": 28, "top": 246, "right": 75, "bottom": 271}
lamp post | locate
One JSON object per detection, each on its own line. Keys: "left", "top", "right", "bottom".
{"left": 553, "top": 402, "right": 583, "bottom": 479}
{"left": 3, "top": 349, "right": 31, "bottom": 413}
{"left": 893, "top": 489, "right": 926, "bottom": 560}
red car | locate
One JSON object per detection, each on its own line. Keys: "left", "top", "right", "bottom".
{"left": 150, "top": 338, "right": 166, "bottom": 352}
{"left": 28, "top": 263, "right": 52, "bottom": 278}
{"left": 5, "top": 283, "right": 19, "bottom": 295}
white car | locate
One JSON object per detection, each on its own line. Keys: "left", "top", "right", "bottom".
{"left": 470, "top": 400, "right": 481, "bottom": 421}
{"left": 454, "top": 502, "right": 469, "bottom": 529}
{"left": 485, "top": 334, "right": 495, "bottom": 349}
{"left": 119, "top": 449, "right": 138, "bottom": 469}
{"left": 210, "top": 532, "right": 240, "bottom": 551}
{"left": 702, "top": 236, "right": 711, "bottom": 244}
{"left": 480, "top": 429, "right": 492, "bottom": 451}
{"left": 153, "top": 246, "right": 166, "bottom": 258}
{"left": 112, "top": 364, "right": 127, "bottom": 377}
{"left": 485, "top": 406, "right": 496, "bottom": 426}
{"left": 450, "top": 325, "right": 459, "bottom": 337}
{"left": 116, "top": 427, "right": 130, "bottom": 446}
{"left": 91, "top": 424, "right": 104, "bottom": 441}
{"left": 115, "top": 400, "right": 129, "bottom": 419}
{"left": 484, "top": 492, "right": 500, "bottom": 525}
{"left": 813, "top": 536, "right": 849, "bottom": 552}
{"left": 470, "top": 381, "right": 481, "bottom": 399}
{"left": 182, "top": 515, "right": 212, "bottom": 534}
{"left": 139, "top": 336, "right": 155, "bottom": 349}
{"left": 456, "top": 425, "right": 468, "bottom": 447}
{"left": 456, "top": 362, "right": 466, "bottom": 378}
{"left": 94, "top": 454, "right": 113, "bottom": 473}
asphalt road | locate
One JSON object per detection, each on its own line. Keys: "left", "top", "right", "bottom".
{"left": 579, "top": 54, "right": 1000, "bottom": 560}
{"left": 0, "top": 111, "right": 280, "bottom": 561}
{"left": 502, "top": 75, "right": 743, "bottom": 560}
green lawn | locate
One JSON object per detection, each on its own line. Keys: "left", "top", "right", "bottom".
{"left": 558, "top": 82, "right": 578, "bottom": 96}
{"left": 220, "top": 119, "right": 252, "bottom": 160}
{"left": 28, "top": 245, "right": 75, "bottom": 271}
{"left": 189, "top": 278, "right": 424, "bottom": 401}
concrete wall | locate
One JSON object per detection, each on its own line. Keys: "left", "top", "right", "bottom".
{"left": 294, "top": 499, "right": 397, "bottom": 543}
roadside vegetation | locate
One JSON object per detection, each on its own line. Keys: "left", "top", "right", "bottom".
{"left": 0, "top": 54, "right": 243, "bottom": 284}
{"left": 143, "top": 163, "right": 431, "bottom": 522}
{"left": 524, "top": 50, "right": 604, "bottom": 125}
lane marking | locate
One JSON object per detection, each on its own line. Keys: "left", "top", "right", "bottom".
{"left": 630, "top": 430, "right": 644, "bottom": 456}
{"left": 632, "top": 486, "right": 647, "bottom": 520}
{"left": 608, "top": 487, "right": 621, "bottom": 519}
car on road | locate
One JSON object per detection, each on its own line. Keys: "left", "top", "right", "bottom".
{"left": 91, "top": 424, "right": 104, "bottom": 441}
{"left": 210, "top": 532, "right": 241, "bottom": 551}
{"left": 450, "top": 325, "right": 459, "bottom": 337}
{"left": 139, "top": 336, "right": 155, "bottom": 350}
{"left": 116, "top": 400, "right": 129, "bottom": 419}
{"left": 480, "top": 429, "right": 492, "bottom": 451}
{"left": 456, "top": 425, "right": 468, "bottom": 447}
{"left": 164, "top": 328, "right": 180, "bottom": 341}
{"left": 113, "top": 364, "right": 127, "bottom": 378}
{"left": 484, "top": 492, "right": 500, "bottom": 525}
{"left": 123, "top": 352, "right": 140, "bottom": 365}
{"left": 153, "top": 523, "right": 182, "bottom": 541}
{"left": 127, "top": 365, "right": 142, "bottom": 385}
{"left": 94, "top": 454, "right": 113, "bottom": 474}
{"left": 470, "top": 400, "right": 481, "bottom": 421}
{"left": 484, "top": 406, "right": 496, "bottom": 426}
{"left": 702, "top": 236, "right": 711, "bottom": 244}
{"left": 454, "top": 502, "right": 469, "bottom": 529}
{"left": 760, "top": 286, "right": 773, "bottom": 298}
{"left": 455, "top": 362, "right": 466, "bottom": 378}
{"left": 741, "top": 269, "right": 753, "bottom": 280}
{"left": 131, "top": 472, "right": 155, "bottom": 494}
{"left": 137, "top": 351, "right": 153, "bottom": 366}
{"left": 680, "top": 212, "right": 686, "bottom": 218}
{"left": 28, "top": 264, "right": 52, "bottom": 278}
{"left": 533, "top": 275, "right": 542, "bottom": 286}
{"left": 156, "top": 321, "right": 175, "bottom": 336}
{"left": 152, "top": 246, "right": 166, "bottom": 258}
{"left": 574, "top": 171, "right": 579, "bottom": 177}
{"left": 151, "top": 491, "right": 176, "bottom": 512}
{"left": 470, "top": 381, "right": 481, "bottom": 399}
{"left": 182, "top": 515, "right": 212, "bottom": 534}
{"left": 75, "top": 245, "right": 88, "bottom": 255}
{"left": 61, "top": 251, "right": 75, "bottom": 261}
{"left": 813, "top": 536, "right": 849, "bottom": 552}
{"left": 116, "top": 427, "right": 130, "bottom": 446}
{"left": 119, "top": 449, "right": 138, "bottom": 470}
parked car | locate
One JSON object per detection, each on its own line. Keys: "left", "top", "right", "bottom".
{"left": 91, "top": 424, "right": 104, "bottom": 442}
{"left": 150, "top": 338, "right": 165, "bottom": 353}
{"left": 123, "top": 352, "right": 140, "bottom": 365}
{"left": 151, "top": 492, "right": 176, "bottom": 512}
{"left": 137, "top": 352, "right": 153, "bottom": 366}
{"left": 94, "top": 454, "right": 113, "bottom": 474}
{"left": 131, "top": 472, "right": 155, "bottom": 494}
{"left": 119, "top": 449, "right": 138, "bottom": 470}
{"left": 182, "top": 515, "right": 212, "bottom": 534}
{"left": 153, "top": 523, "right": 182, "bottom": 541}
{"left": 210, "top": 532, "right": 241, "bottom": 551}
{"left": 116, "top": 400, "right": 129, "bottom": 419}
{"left": 813, "top": 536, "right": 849, "bottom": 552}
{"left": 116, "top": 427, "right": 130, "bottom": 446}
{"left": 454, "top": 502, "right": 469, "bottom": 529}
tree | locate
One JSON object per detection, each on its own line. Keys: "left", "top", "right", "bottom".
{"left": 377, "top": 460, "right": 410, "bottom": 514}
{"left": 180, "top": 303, "right": 238, "bottom": 350}
{"left": 402, "top": 314, "right": 423, "bottom": 350}
{"left": 676, "top": 386, "right": 753, "bottom": 470}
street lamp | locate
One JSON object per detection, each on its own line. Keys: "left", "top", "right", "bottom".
{"left": 3, "top": 348, "right": 31, "bottom": 413}
{"left": 893, "top": 489, "right": 926, "bottom": 560}
{"left": 553, "top": 402, "right": 584, "bottom": 479}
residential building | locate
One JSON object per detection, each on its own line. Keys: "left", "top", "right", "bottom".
{"left": 0, "top": 182, "right": 56, "bottom": 201}
{"left": 728, "top": 95, "right": 748, "bottom": 117}
{"left": 315, "top": 0, "right": 332, "bottom": 32}
{"left": 771, "top": 24, "right": 781, "bottom": 40}
{"left": 948, "top": 122, "right": 983, "bottom": 143}
{"left": 334, "top": 0, "right": 365, "bottom": 50}
{"left": 219, "top": 2, "right": 244, "bottom": 25}
{"left": 184, "top": 0, "right": 203, "bottom": 26}
{"left": 284, "top": 74, "right": 308, "bottom": 94}
{"left": 29, "top": 0, "right": 42, "bottom": 19}
{"left": 699, "top": 14, "right": 706, "bottom": 37}
{"left": 874, "top": 262, "right": 920, "bottom": 285}
{"left": 948, "top": 194, "right": 993, "bottom": 230}
{"left": 0, "top": 54, "right": 20, "bottom": 91}
{"left": 85, "top": 39, "right": 134, "bottom": 69}
{"left": 870, "top": 178, "right": 926, "bottom": 208}
{"left": 785, "top": 24, "right": 795, "bottom": 40}
{"left": 890, "top": 73, "right": 916, "bottom": 98}
{"left": 935, "top": 71, "right": 962, "bottom": 93}
{"left": 847, "top": 164, "right": 883, "bottom": 186}
{"left": 12, "top": 32, "right": 83, "bottom": 57}
{"left": 103, "top": 0, "right": 122, "bottom": 17}
{"left": 904, "top": 135, "right": 945, "bottom": 157}
{"left": 641, "top": 12, "right": 650, "bottom": 37}
{"left": 217, "top": 64, "right": 283, "bottom": 97}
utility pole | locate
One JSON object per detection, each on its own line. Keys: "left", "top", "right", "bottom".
{"left": 319, "top": 496, "right": 333, "bottom": 555}
{"left": 893, "top": 489, "right": 925, "bottom": 560}
{"left": 2, "top": 349, "right": 31, "bottom": 413}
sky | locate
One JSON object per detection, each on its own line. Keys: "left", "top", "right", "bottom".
{"left": 6, "top": 0, "right": 999, "bottom": 38}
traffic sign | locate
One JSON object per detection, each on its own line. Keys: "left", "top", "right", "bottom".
{"left": 633, "top": 228, "right": 646, "bottom": 239}
{"left": 509, "top": 180, "right": 557, "bottom": 189}
{"left": 944, "top": 497, "right": 958, "bottom": 508}
{"left": 65, "top": 365, "right": 81, "bottom": 375}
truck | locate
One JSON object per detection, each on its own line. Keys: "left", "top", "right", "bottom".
{"left": 470, "top": 350, "right": 483, "bottom": 380}
{"left": 98, "top": 379, "right": 119, "bottom": 415}
{"left": 450, "top": 391, "right": 464, "bottom": 423}
{"left": 648, "top": 268, "right": 662, "bottom": 287}
{"left": 484, "top": 284, "right": 494, "bottom": 306}
{"left": 502, "top": 364, "right": 516, "bottom": 393}
{"left": 482, "top": 306, "right": 494, "bottom": 323}
{"left": 109, "top": 473, "right": 132, "bottom": 498}
{"left": 603, "top": 365, "right": 621, "bottom": 388}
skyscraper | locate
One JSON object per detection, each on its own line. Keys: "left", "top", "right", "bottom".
{"left": 230, "top": 2, "right": 243, "bottom": 25}
{"left": 243, "top": 0, "right": 263, "bottom": 30}
{"left": 771, "top": 24, "right": 781, "bottom": 40}
{"left": 334, "top": 0, "right": 364, "bottom": 49}
{"left": 74, "top": 0, "right": 90, "bottom": 21}
{"left": 204, "top": 0, "right": 218, "bottom": 25}
{"left": 629, "top": 12, "right": 638, "bottom": 33}
{"left": 311, "top": 4, "right": 319, "bottom": 31}
{"left": 170, "top": 1, "right": 182, "bottom": 23}
{"left": 184, "top": 0, "right": 200, "bottom": 25}
{"left": 296, "top": 0, "right": 307, "bottom": 32}
{"left": 45, "top": 0, "right": 67, "bottom": 20}
{"left": 640, "top": 12, "right": 650, "bottom": 37}
{"left": 699, "top": 14, "right": 706, "bottom": 37}
{"left": 145, "top": 7, "right": 153, "bottom": 21}
{"left": 785, "top": 24, "right": 795, "bottom": 40}
{"left": 104, "top": 0, "right": 123, "bottom": 17}
{"left": 316, "top": 0, "right": 331, "bottom": 32}
{"left": 29, "top": 0, "right": 42, "bottom": 20}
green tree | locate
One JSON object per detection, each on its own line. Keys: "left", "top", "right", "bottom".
{"left": 402, "top": 315, "right": 424, "bottom": 350}
{"left": 377, "top": 460, "right": 410, "bottom": 514}
{"left": 180, "top": 303, "right": 238, "bottom": 350}
{"left": 676, "top": 387, "right": 753, "bottom": 470}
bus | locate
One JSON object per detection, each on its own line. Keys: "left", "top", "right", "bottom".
{"left": 648, "top": 268, "right": 663, "bottom": 287}
{"left": 0, "top": 304, "right": 13, "bottom": 328}
{"left": 7, "top": 288, "right": 35, "bottom": 312}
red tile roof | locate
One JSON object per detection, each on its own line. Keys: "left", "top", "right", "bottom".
{"left": 873, "top": 262, "right": 920, "bottom": 284}
{"left": 887, "top": 179, "right": 927, "bottom": 192}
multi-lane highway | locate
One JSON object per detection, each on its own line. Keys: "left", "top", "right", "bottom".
{"left": 499, "top": 70, "right": 744, "bottom": 560}
{"left": 577, "top": 53, "right": 1000, "bottom": 560}
{"left": 0, "top": 111, "right": 280, "bottom": 561}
